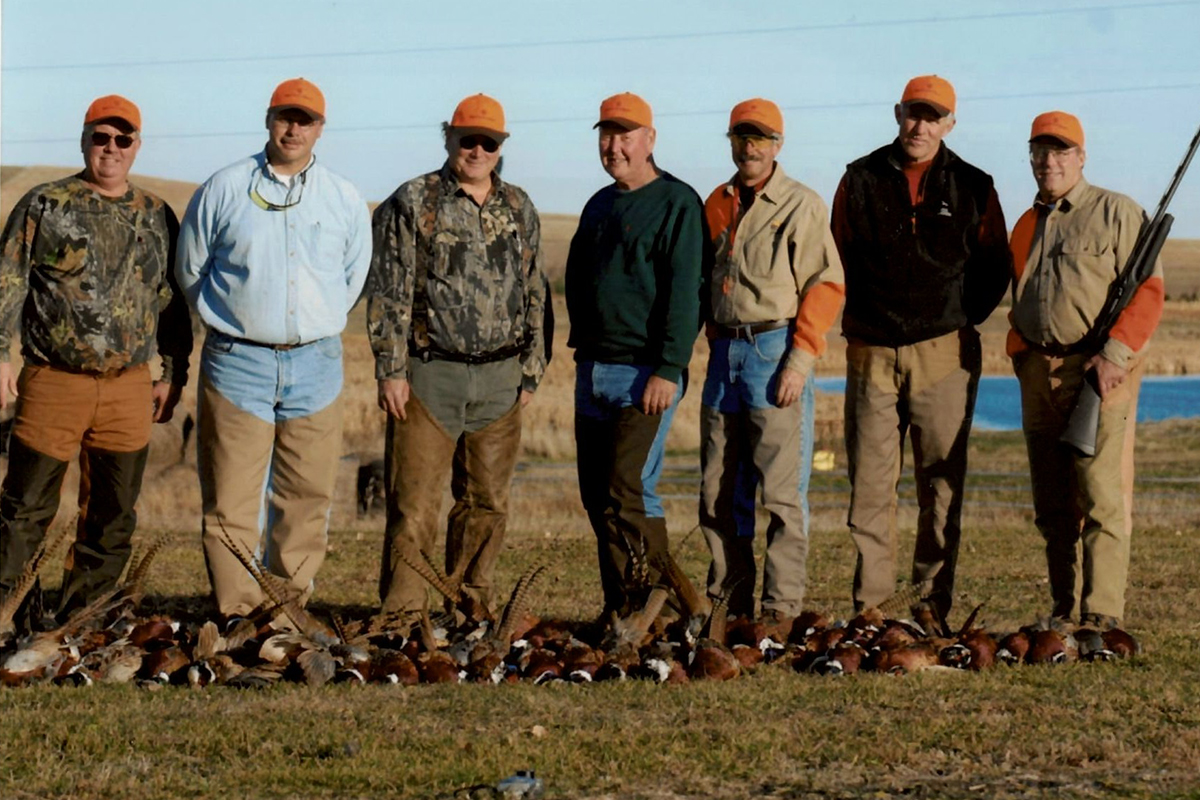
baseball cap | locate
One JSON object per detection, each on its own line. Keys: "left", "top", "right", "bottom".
{"left": 901, "top": 75, "right": 956, "bottom": 117}
{"left": 450, "top": 94, "right": 509, "bottom": 140}
{"left": 84, "top": 95, "right": 141, "bottom": 131}
{"left": 269, "top": 78, "right": 325, "bottom": 120}
{"left": 595, "top": 92, "right": 653, "bottom": 130}
{"left": 1029, "top": 111, "right": 1084, "bottom": 148}
{"left": 729, "top": 98, "right": 783, "bottom": 137}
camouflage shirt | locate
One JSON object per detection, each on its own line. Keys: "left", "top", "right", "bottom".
{"left": 0, "top": 176, "right": 192, "bottom": 383}
{"left": 366, "top": 163, "right": 546, "bottom": 390}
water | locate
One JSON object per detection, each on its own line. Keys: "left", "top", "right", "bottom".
{"left": 813, "top": 375, "right": 1200, "bottom": 432}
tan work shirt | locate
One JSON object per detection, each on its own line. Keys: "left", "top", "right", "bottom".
{"left": 1010, "top": 178, "right": 1162, "bottom": 368}
{"left": 704, "top": 164, "right": 845, "bottom": 375}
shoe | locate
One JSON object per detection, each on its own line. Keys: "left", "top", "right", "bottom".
{"left": 1080, "top": 613, "right": 1121, "bottom": 631}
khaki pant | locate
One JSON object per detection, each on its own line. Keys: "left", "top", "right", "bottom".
{"left": 845, "top": 329, "right": 981, "bottom": 616}
{"left": 198, "top": 377, "right": 342, "bottom": 618}
{"left": 1015, "top": 351, "right": 1141, "bottom": 623}
{"left": 700, "top": 402, "right": 806, "bottom": 617}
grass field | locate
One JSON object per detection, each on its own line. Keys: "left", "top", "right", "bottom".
{"left": 3, "top": 166, "right": 1200, "bottom": 798}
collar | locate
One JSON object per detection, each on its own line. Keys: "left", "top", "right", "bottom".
{"left": 1033, "top": 176, "right": 1089, "bottom": 213}
{"left": 258, "top": 149, "right": 316, "bottom": 183}
{"left": 722, "top": 162, "right": 786, "bottom": 204}
{"left": 438, "top": 161, "right": 503, "bottom": 199}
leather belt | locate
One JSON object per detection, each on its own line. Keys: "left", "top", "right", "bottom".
{"left": 230, "top": 337, "right": 307, "bottom": 351}
{"left": 713, "top": 319, "right": 789, "bottom": 341}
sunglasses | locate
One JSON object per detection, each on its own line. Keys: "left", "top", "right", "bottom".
{"left": 727, "top": 132, "right": 779, "bottom": 146}
{"left": 458, "top": 135, "right": 500, "bottom": 153}
{"left": 250, "top": 169, "right": 306, "bottom": 211}
{"left": 89, "top": 131, "right": 137, "bottom": 149}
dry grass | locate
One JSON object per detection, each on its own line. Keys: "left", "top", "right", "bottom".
{"left": 2, "top": 421, "right": 1200, "bottom": 799}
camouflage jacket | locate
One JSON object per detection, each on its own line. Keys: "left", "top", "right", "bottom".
{"left": 366, "top": 163, "right": 546, "bottom": 390}
{"left": 0, "top": 176, "right": 192, "bottom": 383}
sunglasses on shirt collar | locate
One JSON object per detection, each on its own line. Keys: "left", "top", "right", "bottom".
{"left": 250, "top": 168, "right": 307, "bottom": 211}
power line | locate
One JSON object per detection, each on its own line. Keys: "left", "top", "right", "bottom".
{"left": 3, "top": 1, "right": 1196, "bottom": 72}
{"left": 4, "top": 80, "right": 1198, "bottom": 146}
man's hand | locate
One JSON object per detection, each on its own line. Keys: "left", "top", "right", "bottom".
{"left": 775, "top": 369, "right": 805, "bottom": 408}
{"left": 0, "top": 362, "right": 16, "bottom": 411}
{"left": 641, "top": 375, "right": 677, "bottom": 415}
{"left": 378, "top": 377, "right": 411, "bottom": 420}
{"left": 152, "top": 381, "right": 184, "bottom": 423}
{"left": 519, "top": 389, "right": 534, "bottom": 408}
{"left": 1084, "top": 354, "right": 1128, "bottom": 401}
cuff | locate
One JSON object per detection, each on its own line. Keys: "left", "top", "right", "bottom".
{"left": 1100, "top": 337, "right": 1135, "bottom": 370}
{"left": 521, "top": 374, "right": 540, "bottom": 393}
{"left": 652, "top": 364, "right": 683, "bottom": 383}
{"left": 784, "top": 347, "right": 816, "bottom": 377}
{"left": 375, "top": 357, "right": 408, "bottom": 381}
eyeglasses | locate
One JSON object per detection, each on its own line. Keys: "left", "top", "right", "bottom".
{"left": 1029, "top": 143, "right": 1079, "bottom": 163}
{"left": 727, "top": 132, "right": 779, "bottom": 146}
{"left": 250, "top": 169, "right": 306, "bottom": 211}
{"left": 88, "top": 131, "right": 137, "bottom": 149}
{"left": 458, "top": 135, "right": 500, "bottom": 153}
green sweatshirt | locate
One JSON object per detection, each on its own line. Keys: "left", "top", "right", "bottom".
{"left": 564, "top": 171, "right": 704, "bottom": 383}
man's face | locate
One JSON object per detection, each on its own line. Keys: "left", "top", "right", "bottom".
{"left": 81, "top": 120, "right": 140, "bottom": 187}
{"left": 266, "top": 108, "right": 323, "bottom": 170}
{"left": 729, "top": 127, "right": 782, "bottom": 186}
{"left": 598, "top": 123, "right": 655, "bottom": 186}
{"left": 894, "top": 102, "right": 955, "bottom": 162}
{"left": 447, "top": 131, "right": 503, "bottom": 184}
{"left": 1030, "top": 139, "right": 1086, "bottom": 203}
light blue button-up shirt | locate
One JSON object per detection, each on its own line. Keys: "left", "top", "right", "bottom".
{"left": 176, "top": 151, "right": 371, "bottom": 344}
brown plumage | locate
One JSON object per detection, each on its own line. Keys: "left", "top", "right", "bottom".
{"left": 1024, "top": 630, "right": 1077, "bottom": 665}
{"left": 0, "top": 515, "right": 75, "bottom": 644}
{"left": 875, "top": 642, "right": 941, "bottom": 675}
{"left": 417, "top": 650, "right": 462, "bottom": 684}
{"left": 688, "top": 641, "right": 740, "bottom": 681}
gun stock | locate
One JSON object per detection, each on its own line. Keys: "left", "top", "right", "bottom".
{"left": 1060, "top": 369, "right": 1102, "bottom": 457}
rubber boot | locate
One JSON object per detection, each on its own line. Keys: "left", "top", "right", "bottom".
{"left": 445, "top": 399, "right": 521, "bottom": 619}
{"left": 379, "top": 392, "right": 456, "bottom": 616}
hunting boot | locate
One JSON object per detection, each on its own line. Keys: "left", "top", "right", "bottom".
{"left": 379, "top": 392, "right": 456, "bottom": 618}
{"left": 58, "top": 445, "right": 148, "bottom": 617}
{"left": 0, "top": 436, "right": 69, "bottom": 633}
{"left": 445, "top": 400, "right": 521, "bottom": 620}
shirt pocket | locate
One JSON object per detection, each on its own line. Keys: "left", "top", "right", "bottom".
{"left": 1055, "top": 239, "right": 1114, "bottom": 283}
{"left": 740, "top": 220, "right": 787, "bottom": 279}
{"left": 312, "top": 221, "right": 348, "bottom": 269}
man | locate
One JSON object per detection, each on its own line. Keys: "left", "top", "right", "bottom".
{"left": 831, "top": 75, "right": 1010, "bottom": 619}
{"left": 700, "top": 99, "right": 845, "bottom": 621}
{"left": 1008, "top": 111, "right": 1163, "bottom": 631}
{"left": 565, "top": 92, "right": 704, "bottom": 617}
{"left": 176, "top": 78, "right": 371, "bottom": 623}
{"left": 367, "top": 93, "right": 546, "bottom": 623}
{"left": 0, "top": 95, "right": 191, "bottom": 626}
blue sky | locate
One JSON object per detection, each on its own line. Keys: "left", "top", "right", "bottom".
{"left": 3, "top": 0, "right": 1199, "bottom": 234}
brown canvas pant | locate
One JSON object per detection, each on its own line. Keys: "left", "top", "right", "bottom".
{"left": 700, "top": 402, "right": 806, "bottom": 617}
{"left": 845, "top": 329, "right": 981, "bottom": 617}
{"left": 198, "top": 376, "right": 342, "bottom": 618}
{"left": 1015, "top": 351, "right": 1142, "bottom": 623}
{"left": 379, "top": 387, "right": 522, "bottom": 617}
{"left": 0, "top": 364, "right": 151, "bottom": 623}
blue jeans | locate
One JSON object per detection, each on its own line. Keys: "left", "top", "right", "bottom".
{"left": 699, "top": 327, "right": 815, "bottom": 615}
{"left": 200, "top": 330, "right": 343, "bottom": 422}
{"left": 575, "top": 361, "right": 684, "bottom": 518}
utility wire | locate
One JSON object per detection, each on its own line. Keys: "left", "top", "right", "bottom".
{"left": 5, "top": 80, "right": 1198, "bottom": 146}
{"left": 3, "top": 0, "right": 1197, "bottom": 72}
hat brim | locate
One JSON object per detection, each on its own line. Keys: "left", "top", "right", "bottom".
{"left": 86, "top": 115, "right": 139, "bottom": 132}
{"left": 449, "top": 126, "right": 510, "bottom": 142}
{"left": 729, "top": 121, "right": 781, "bottom": 137}
{"left": 594, "top": 117, "right": 647, "bottom": 130}
{"left": 903, "top": 99, "right": 953, "bottom": 117}
{"left": 1030, "top": 133, "right": 1080, "bottom": 149}
{"left": 269, "top": 104, "right": 325, "bottom": 121}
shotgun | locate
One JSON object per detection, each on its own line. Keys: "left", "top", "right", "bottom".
{"left": 1060, "top": 123, "right": 1200, "bottom": 457}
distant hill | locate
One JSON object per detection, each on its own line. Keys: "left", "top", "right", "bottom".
{"left": 3, "top": 165, "right": 1198, "bottom": 298}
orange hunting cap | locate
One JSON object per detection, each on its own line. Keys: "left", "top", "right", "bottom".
{"left": 1029, "top": 111, "right": 1084, "bottom": 148}
{"left": 450, "top": 94, "right": 509, "bottom": 141}
{"left": 269, "top": 78, "right": 326, "bottom": 120}
{"left": 729, "top": 98, "right": 783, "bottom": 137}
{"left": 901, "top": 75, "right": 956, "bottom": 116}
{"left": 84, "top": 95, "right": 141, "bottom": 131}
{"left": 595, "top": 92, "right": 653, "bottom": 130}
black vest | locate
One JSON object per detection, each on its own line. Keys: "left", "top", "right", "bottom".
{"left": 839, "top": 141, "right": 996, "bottom": 346}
